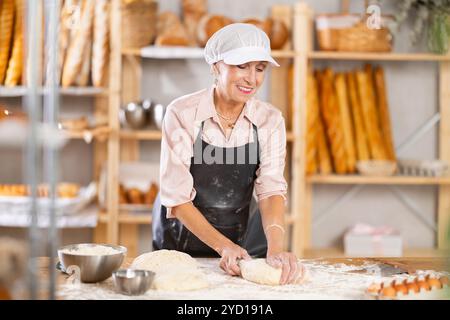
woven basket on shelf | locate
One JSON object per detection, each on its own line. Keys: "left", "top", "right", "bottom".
{"left": 121, "top": 0, "right": 158, "bottom": 48}
{"left": 315, "top": 0, "right": 393, "bottom": 52}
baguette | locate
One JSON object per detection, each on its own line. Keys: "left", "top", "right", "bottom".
{"left": 374, "top": 66, "right": 396, "bottom": 161}
{"left": 356, "top": 66, "right": 387, "bottom": 160}
{"left": 319, "top": 68, "right": 347, "bottom": 174}
{"left": 75, "top": 39, "right": 91, "bottom": 86}
{"left": 335, "top": 73, "right": 356, "bottom": 172}
{"left": 5, "top": 0, "right": 23, "bottom": 86}
{"left": 0, "top": 0, "right": 15, "bottom": 84}
{"left": 306, "top": 72, "right": 318, "bottom": 174}
{"left": 61, "top": 0, "right": 95, "bottom": 87}
{"left": 91, "top": 0, "right": 109, "bottom": 87}
{"left": 346, "top": 72, "right": 370, "bottom": 161}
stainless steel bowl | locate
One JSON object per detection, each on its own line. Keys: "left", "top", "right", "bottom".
{"left": 112, "top": 269, "right": 155, "bottom": 296}
{"left": 57, "top": 243, "right": 127, "bottom": 283}
{"left": 123, "top": 101, "right": 148, "bottom": 129}
{"left": 149, "top": 103, "right": 165, "bottom": 130}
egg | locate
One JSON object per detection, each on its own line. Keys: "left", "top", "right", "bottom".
{"left": 406, "top": 281, "right": 419, "bottom": 293}
{"left": 440, "top": 276, "right": 449, "bottom": 286}
{"left": 417, "top": 279, "right": 430, "bottom": 291}
{"left": 427, "top": 277, "right": 442, "bottom": 290}
{"left": 381, "top": 286, "right": 397, "bottom": 298}
{"left": 394, "top": 282, "right": 408, "bottom": 295}
{"left": 367, "top": 282, "right": 382, "bottom": 294}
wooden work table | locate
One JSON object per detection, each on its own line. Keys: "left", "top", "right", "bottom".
{"left": 25, "top": 256, "right": 449, "bottom": 300}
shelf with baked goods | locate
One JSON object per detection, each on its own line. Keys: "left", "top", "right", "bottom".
{"left": 289, "top": 1, "right": 450, "bottom": 257}
{"left": 307, "top": 51, "right": 450, "bottom": 62}
{"left": 121, "top": 46, "right": 296, "bottom": 59}
{"left": 119, "top": 129, "right": 296, "bottom": 142}
{"left": 0, "top": 86, "right": 111, "bottom": 97}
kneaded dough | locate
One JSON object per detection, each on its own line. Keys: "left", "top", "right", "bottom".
{"left": 239, "top": 258, "right": 309, "bottom": 286}
{"left": 131, "top": 250, "right": 209, "bottom": 291}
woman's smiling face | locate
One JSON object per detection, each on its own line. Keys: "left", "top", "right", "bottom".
{"left": 214, "top": 61, "right": 268, "bottom": 105}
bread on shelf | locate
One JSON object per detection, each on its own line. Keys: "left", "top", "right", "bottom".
{"left": 182, "top": 0, "right": 207, "bottom": 47}
{"left": 155, "top": 11, "right": 190, "bottom": 47}
{"left": 0, "top": 183, "right": 80, "bottom": 198}
{"left": 5, "top": 0, "right": 24, "bottom": 87}
{"left": 196, "top": 14, "right": 233, "bottom": 47}
{"left": 0, "top": 0, "right": 15, "bottom": 84}
{"left": 305, "top": 72, "right": 318, "bottom": 174}
{"left": 335, "top": 73, "right": 356, "bottom": 173}
{"left": 266, "top": 18, "right": 289, "bottom": 50}
{"left": 346, "top": 72, "right": 370, "bottom": 161}
{"left": 318, "top": 68, "right": 347, "bottom": 174}
{"left": 91, "top": 0, "right": 110, "bottom": 87}
{"left": 61, "top": 0, "right": 95, "bottom": 87}
{"left": 374, "top": 66, "right": 396, "bottom": 161}
{"left": 356, "top": 65, "right": 387, "bottom": 160}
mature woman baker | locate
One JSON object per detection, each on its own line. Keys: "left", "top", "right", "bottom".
{"left": 153, "top": 23, "right": 303, "bottom": 284}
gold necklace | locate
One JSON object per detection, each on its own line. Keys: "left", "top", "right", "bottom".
{"left": 216, "top": 110, "right": 239, "bottom": 129}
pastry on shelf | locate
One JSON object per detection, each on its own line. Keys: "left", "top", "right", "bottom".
{"left": 242, "top": 18, "right": 271, "bottom": 36}
{"left": 0, "top": 0, "right": 15, "bottom": 85}
{"left": 127, "top": 187, "right": 143, "bottom": 204}
{"left": 144, "top": 183, "right": 159, "bottom": 206}
{"left": 182, "top": 0, "right": 207, "bottom": 47}
{"left": 92, "top": 0, "right": 110, "bottom": 87}
{"left": 196, "top": 14, "right": 234, "bottom": 47}
{"left": 155, "top": 12, "right": 190, "bottom": 47}
{"left": 58, "top": 116, "right": 89, "bottom": 131}
{"left": 265, "top": 18, "right": 289, "bottom": 50}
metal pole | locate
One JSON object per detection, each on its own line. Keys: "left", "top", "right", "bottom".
{"left": 25, "top": 0, "right": 43, "bottom": 300}
{"left": 43, "top": 0, "right": 61, "bottom": 300}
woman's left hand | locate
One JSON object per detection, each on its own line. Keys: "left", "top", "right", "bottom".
{"left": 266, "top": 251, "right": 304, "bottom": 285}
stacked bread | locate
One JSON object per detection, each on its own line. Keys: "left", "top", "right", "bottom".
{"left": 304, "top": 64, "right": 396, "bottom": 175}
{"left": 154, "top": 1, "right": 289, "bottom": 49}
{"left": 60, "top": 0, "right": 110, "bottom": 87}
{"left": 0, "top": 0, "right": 23, "bottom": 86}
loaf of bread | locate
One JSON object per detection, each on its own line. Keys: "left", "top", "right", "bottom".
{"left": 0, "top": 183, "right": 79, "bottom": 198}
{"left": 356, "top": 66, "right": 387, "bottom": 160}
{"left": 62, "top": 0, "right": 95, "bottom": 87}
{"left": 374, "top": 66, "right": 396, "bottom": 161}
{"left": 92, "top": 0, "right": 109, "bottom": 87}
{"left": 266, "top": 18, "right": 289, "bottom": 50}
{"left": 346, "top": 72, "right": 370, "bottom": 161}
{"left": 242, "top": 18, "right": 270, "bottom": 35}
{"left": 58, "top": 116, "right": 89, "bottom": 131}
{"left": 155, "top": 12, "right": 190, "bottom": 47}
{"left": 305, "top": 73, "right": 319, "bottom": 174}
{"left": 196, "top": 14, "right": 233, "bottom": 47}
{"left": 182, "top": 0, "right": 207, "bottom": 47}
{"left": 0, "top": 0, "right": 15, "bottom": 84}
{"left": 335, "top": 73, "right": 356, "bottom": 173}
{"left": 144, "top": 183, "right": 159, "bottom": 206}
{"left": 75, "top": 40, "right": 91, "bottom": 86}
{"left": 319, "top": 68, "right": 347, "bottom": 174}
{"left": 5, "top": 0, "right": 23, "bottom": 86}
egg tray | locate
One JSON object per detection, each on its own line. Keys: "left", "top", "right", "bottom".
{"left": 365, "top": 274, "right": 449, "bottom": 300}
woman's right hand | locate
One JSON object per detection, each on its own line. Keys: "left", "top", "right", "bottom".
{"left": 217, "top": 241, "right": 251, "bottom": 276}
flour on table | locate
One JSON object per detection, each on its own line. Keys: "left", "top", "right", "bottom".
{"left": 60, "top": 245, "right": 121, "bottom": 256}
{"left": 131, "top": 250, "right": 209, "bottom": 291}
{"left": 239, "top": 258, "right": 309, "bottom": 286}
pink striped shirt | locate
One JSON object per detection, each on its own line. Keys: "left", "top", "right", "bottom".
{"left": 160, "top": 86, "right": 287, "bottom": 218}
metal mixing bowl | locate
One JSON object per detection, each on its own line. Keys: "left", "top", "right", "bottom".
{"left": 113, "top": 269, "right": 155, "bottom": 296}
{"left": 57, "top": 243, "right": 127, "bottom": 283}
{"left": 123, "top": 101, "right": 148, "bottom": 129}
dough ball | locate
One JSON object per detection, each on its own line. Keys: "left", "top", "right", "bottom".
{"left": 131, "top": 250, "right": 208, "bottom": 291}
{"left": 131, "top": 249, "right": 198, "bottom": 273}
{"left": 239, "top": 258, "right": 309, "bottom": 286}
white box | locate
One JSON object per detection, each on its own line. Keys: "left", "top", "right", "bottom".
{"left": 344, "top": 233, "right": 403, "bottom": 257}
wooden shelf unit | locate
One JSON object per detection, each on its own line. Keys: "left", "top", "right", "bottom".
{"left": 98, "top": 1, "right": 450, "bottom": 258}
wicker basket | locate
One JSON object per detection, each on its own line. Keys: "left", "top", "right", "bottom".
{"left": 121, "top": 0, "right": 158, "bottom": 48}
{"left": 356, "top": 160, "right": 397, "bottom": 176}
{"left": 315, "top": 12, "right": 393, "bottom": 52}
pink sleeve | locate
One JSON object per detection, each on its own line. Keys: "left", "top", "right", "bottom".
{"left": 254, "top": 113, "right": 288, "bottom": 203}
{"left": 160, "top": 105, "right": 197, "bottom": 218}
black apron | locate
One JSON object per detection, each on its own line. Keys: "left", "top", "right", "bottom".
{"left": 153, "top": 121, "right": 261, "bottom": 257}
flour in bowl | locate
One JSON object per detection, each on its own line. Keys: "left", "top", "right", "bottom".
{"left": 60, "top": 245, "right": 122, "bottom": 256}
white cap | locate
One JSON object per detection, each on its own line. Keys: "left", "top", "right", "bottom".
{"left": 204, "top": 23, "right": 280, "bottom": 67}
